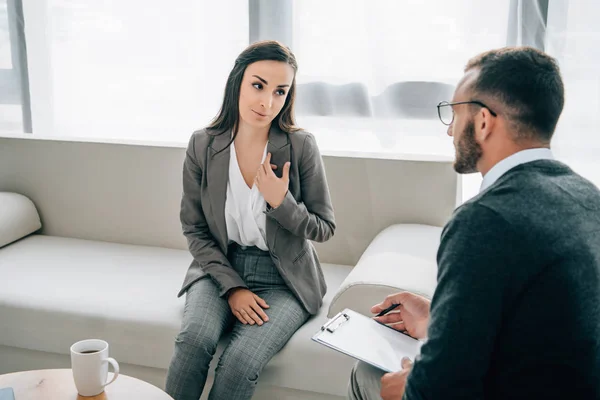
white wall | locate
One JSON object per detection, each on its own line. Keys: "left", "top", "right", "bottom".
{"left": 0, "top": 137, "right": 458, "bottom": 266}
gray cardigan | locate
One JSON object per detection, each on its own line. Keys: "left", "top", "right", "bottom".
{"left": 405, "top": 160, "right": 600, "bottom": 399}
{"left": 177, "top": 125, "right": 336, "bottom": 315}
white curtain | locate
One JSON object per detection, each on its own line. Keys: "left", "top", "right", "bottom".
{"left": 6, "top": 0, "right": 599, "bottom": 192}
{"left": 291, "top": 0, "right": 600, "bottom": 199}
{"left": 23, "top": 0, "right": 249, "bottom": 142}
{"left": 293, "top": 0, "right": 511, "bottom": 93}
{"left": 292, "top": 0, "right": 513, "bottom": 198}
{"left": 547, "top": 0, "right": 600, "bottom": 188}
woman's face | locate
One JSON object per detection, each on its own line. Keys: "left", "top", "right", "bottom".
{"left": 238, "top": 60, "right": 295, "bottom": 130}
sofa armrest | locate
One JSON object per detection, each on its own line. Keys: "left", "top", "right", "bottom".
{"left": 0, "top": 192, "right": 42, "bottom": 248}
{"left": 328, "top": 224, "right": 441, "bottom": 318}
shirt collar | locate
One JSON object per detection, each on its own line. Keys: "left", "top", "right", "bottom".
{"left": 480, "top": 148, "right": 554, "bottom": 192}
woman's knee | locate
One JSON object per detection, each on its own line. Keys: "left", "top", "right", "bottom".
{"left": 217, "top": 346, "right": 268, "bottom": 383}
{"left": 176, "top": 280, "right": 229, "bottom": 356}
{"left": 176, "top": 320, "right": 221, "bottom": 357}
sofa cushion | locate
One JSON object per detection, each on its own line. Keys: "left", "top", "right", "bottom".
{"left": 0, "top": 193, "right": 42, "bottom": 248}
{"left": 328, "top": 224, "right": 442, "bottom": 318}
{"left": 0, "top": 235, "right": 355, "bottom": 397}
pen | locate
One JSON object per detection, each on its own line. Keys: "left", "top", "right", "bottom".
{"left": 375, "top": 303, "right": 400, "bottom": 317}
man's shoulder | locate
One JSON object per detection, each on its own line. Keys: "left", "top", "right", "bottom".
{"left": 480, "top": 160, "right": 600, "bottom": 211}
{"left": 453, "top": 162, "right": 600, "bottom": 247}
{"left": 445, "top": 200, "right": 511, "bottom": 239}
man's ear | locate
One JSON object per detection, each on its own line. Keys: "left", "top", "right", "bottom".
{"left": 476, "top": 108, "right": 496, "bottom": 142}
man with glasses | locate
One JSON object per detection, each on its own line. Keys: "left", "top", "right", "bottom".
{"left": 348, "top": 47, "right": 600, "bottom": 399}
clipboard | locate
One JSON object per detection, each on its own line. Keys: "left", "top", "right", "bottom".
{"left": 312, "top": 308, "right": 423, "bottom": 373}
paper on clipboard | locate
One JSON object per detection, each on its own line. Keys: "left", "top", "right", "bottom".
{"left": 311, "top": 308, "right": 423, "bottom": 373}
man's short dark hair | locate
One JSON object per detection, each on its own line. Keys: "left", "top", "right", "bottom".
{"left": 465, "top": 47, "right": 565, "bottom": 143}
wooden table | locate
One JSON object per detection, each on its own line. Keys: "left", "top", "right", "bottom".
{"left": 0, "top": 369, "right": 174, "bottom": 399}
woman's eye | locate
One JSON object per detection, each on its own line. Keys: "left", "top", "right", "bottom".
{"left": 276, "top": 89, "right": 286, "bottom": 96}
{"left": 253, "top": 83, "right": 263, "bottom": 90}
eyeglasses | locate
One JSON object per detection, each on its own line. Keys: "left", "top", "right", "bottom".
{"left": 437, "top": 100, "right": 497, "bottom": 126}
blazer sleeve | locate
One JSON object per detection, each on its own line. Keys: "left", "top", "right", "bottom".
{"left": 180, "top": 133, "right": 247, "bottom": 296}
{"left": 265, "top": 133, "right": 336, "bottom": 243}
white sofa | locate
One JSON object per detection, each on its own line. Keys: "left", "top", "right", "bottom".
{"left": 0, "top": 193, "right": 441, "bottom": 399}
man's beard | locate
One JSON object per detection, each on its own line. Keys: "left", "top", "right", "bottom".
{"left": 453, "top": 120, "right": 482, "bottom": 174}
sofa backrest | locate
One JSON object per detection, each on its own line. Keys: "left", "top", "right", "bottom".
{"left": 0, "top": 137, "right": 458, "bottom": 265}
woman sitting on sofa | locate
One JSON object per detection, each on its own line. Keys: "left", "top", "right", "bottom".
{"left": 165, "top": 40, "right": 336, "bottom": 400}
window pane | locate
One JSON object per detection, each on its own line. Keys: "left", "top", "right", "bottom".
{"left": 36, "top": 0, "right": 248, "bottom": 141}
{"left": 547, "top": 1, "right": 600, "bottom": 187}
{"left": 0, "top": 0, "right": 11, "bottom": 69}
{"left": 293, "top": 0, "right": 511, "bottom": 91}
{"left": 0, "top": 0, "right": 22, "bottom": 132}
{"left": 0, "top": 103, "right": 21, "bottom": 131}
{"left": 292, "top": 0, "right": 511, "bottom": 158}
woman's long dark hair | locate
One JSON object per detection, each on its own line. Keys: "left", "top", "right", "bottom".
{"left": 207, "top": 40, "right": 301, "bottom": 148}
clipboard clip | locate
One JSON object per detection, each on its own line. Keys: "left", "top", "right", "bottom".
{"left": 321, "top": 312, "right": 350, "bottom": 333}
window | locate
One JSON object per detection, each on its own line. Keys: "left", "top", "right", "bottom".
{"left": 0, "top": 0, "right": 25, "bottom": 132}
{"left": 0, "top": 1, "right": 10, "bottom": 70}
{"left": 290, "top": 0, "right": 512, "bottom": 187}
{"left": 25, "top": 0, "right": 248, "bottom": 142}
{"left": 546, "top": 0, "right": 600, "bottom": 188}
{"left": 293, "top": 0, "right": 511, "bottom": 91}
{"left": 2, "top": 0, "right": 598, "bottom": 190}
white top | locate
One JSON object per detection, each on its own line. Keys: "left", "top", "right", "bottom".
{"left": 480, "top": 148, "right": 554, "bottom": 193}
{"left": 225, "top": 141, "right": 269, "bottom": 251}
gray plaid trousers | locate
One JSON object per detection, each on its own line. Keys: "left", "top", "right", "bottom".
{"left": 165, "top": 245, "right": 310, "bottom": 400}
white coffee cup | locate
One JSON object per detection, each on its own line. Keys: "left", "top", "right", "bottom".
{"left": 70, "top": 339, "right": 120, "bottom": 396}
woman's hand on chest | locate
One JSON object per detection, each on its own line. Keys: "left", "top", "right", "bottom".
{"left": 255, "top": 153, "right": 291, "bottom": 208}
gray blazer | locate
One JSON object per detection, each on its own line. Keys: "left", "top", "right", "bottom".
{"left": 177, "top": 125, "right": 336, "bottom": 315}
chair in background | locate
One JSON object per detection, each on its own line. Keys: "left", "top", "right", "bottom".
{"left": 295, "top": 81, "right": 373, "bottom": 117}
{"left": 372, "top": 81, "right": 455, "bottom": 120}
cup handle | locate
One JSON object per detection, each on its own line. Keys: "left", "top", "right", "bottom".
{"left": 102, "top": 357, "right": 120, "bottom": 387}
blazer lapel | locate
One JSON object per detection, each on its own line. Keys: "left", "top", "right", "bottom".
{"left": 206, "top": 126, "right": 291, "bottom": 253}
{"left": 267, "top": 125, "right": 291, "bottom": 179}
{"left": 265, "top": 125, "right": 292, "bottom": 249}
{"left": 206, "top": 132, "right": 231, "bottom": 251}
